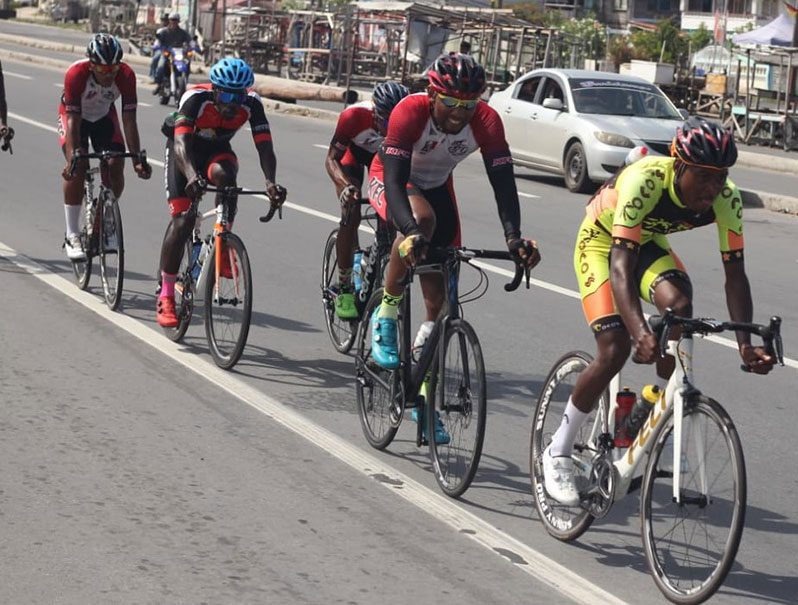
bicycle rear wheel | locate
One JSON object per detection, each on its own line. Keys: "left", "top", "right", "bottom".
{"left": 166, "top": 238, "right": 196, "bottom": 343}
{"left": 641, "top": 395, "right": 746, "bottom": 604}
{"left": 530, "top": 351, "right": 609, "bottom": 541}
{"left": 427, "top": 319, "right": 486, "bottom": 498}
{"left": 355, "top": 288, "right": 400, "bottom": 450}
{"left": 321, "top": 229, "right": 358, "bottom": 354}
{"left": 98, "top": 194, "right": 124, "bottom": 310}
{"left": 204, "top": 233, "right": 252, "bottom": 370}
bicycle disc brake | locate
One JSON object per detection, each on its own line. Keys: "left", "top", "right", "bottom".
{"left": 585, "top": 453, "right": 616, "bottom": 518}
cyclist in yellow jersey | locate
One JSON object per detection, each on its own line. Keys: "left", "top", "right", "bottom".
{"left": 542, "top": 117, "right": 775, "bottom": 506}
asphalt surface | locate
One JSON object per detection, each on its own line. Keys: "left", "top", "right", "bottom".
{"left": 1, "top": 19, "right": 797, "bottom": 605}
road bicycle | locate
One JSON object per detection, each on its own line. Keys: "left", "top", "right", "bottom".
{"left": 355, "top": 245, "right": 529, "bottom": 498}
{"left": 529, "top": 310, "right": 784, "bottom": 604}
{"left": 67, "top": 149, "right": 147, "bottom": 311}
{"left": 158, "top": 184, "right": 283, "bottom": 370}
{"left": 320, "top": 199, "right": 393, "bottom": 353}
{"left": 1, "top": 126, "right": 13, "bottom": 154}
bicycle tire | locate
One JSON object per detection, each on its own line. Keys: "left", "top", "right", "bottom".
{"left": 321, "top": 229, "right": 357, "bottom": 354}
{"left": 98, "top": 195, "right": 124, "bottom": 310}
{"left": 427, "top": 318, "right": 486, "bottom": 498}
{"left": 355, "top": 288, "right": 400, "bottom": 450}
{"left": 166, "top": 238, "right": 195, "bottom": 343}
{"left": 72, "top": 199, "right": 93, "bottom": 290}
{"left": 204, "top": 233, "right": 252, "bottom": 370}
{"left": 530, "top": 350, "right": 609, "bottom": 541}
{"left": 641, "top": 395, "right": 746, "bottom": 605}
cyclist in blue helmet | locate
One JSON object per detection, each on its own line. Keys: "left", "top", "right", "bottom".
{"left": 154, "top": 57, "right": 287, "bottom": 327}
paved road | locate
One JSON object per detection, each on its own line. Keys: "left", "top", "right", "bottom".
{"left": 0, "top": 43, "right": 797, "bottom": 604}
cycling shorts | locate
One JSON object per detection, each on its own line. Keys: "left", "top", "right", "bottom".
{"left": 368, "top": 174, "right": 461, "bottom": 248}
{"left": 58, "top": 104, "right": 125, "bottom": 153}
{"left": 574, "top": 215, "right": 690, "bottom": 335}
{"left": 165, "top": 138, "right": 238, "bottom": 216}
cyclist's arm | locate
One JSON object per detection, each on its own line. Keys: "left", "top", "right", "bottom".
{"left": 0, "top": 60, "right": 7, "bottom": 128}
{"left": 63, "top": 112, "right": 82, "bottom": 161}
{"left": 118, "top": 66, "right": 143, "bottom": 158}
{"left": 248, "top": 94, "right": 278, "bottom": 185}
{"left": 326, "top": 107, "right": 365, "bottom": 192}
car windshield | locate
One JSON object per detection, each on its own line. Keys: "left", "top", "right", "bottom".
{"left": 570, "top": 79, "right": 682, "bottom": 120}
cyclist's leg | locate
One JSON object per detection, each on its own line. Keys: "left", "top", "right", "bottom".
{"left": 206, "top": 148, "right": 239, "bottom": 278}
{"left": 334, "top": 161, "right": 363, "bottom": 319}
{"left": 639, "top": 237, "right": 692, "bottom": 385}
{"left": 59, "top": 105, "right": 90, "bottom": 258}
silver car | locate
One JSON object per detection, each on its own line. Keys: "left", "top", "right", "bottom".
{"left": 488, "top": 68, "right": 688, "bottom": 192}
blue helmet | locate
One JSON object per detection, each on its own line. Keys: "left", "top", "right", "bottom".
{"left": 209, "top": 57, "right": 254, "bottom": 90}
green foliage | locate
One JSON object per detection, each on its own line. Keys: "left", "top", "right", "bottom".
{"left": 510, "top": 1, "right": 546, "bottom": 25}
{"left": 559, "top": 15, "right": 606, "bottom": 59}
{"left": 689, "top": 23, "right": 713, "bottom": 52}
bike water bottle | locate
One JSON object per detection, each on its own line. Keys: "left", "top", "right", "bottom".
{"left": 352, "top": 250, "right": 363, "bottom": 293}
{"left": 624, "top": 384, "right": 660, "bottom": 442}
{"left": 614, "top": 387, "right": 637, "bottom": 447}
{"left": 624, "top": 145, "right": 648, "bottom": 166}
{"left": 190, "top": 237, "right": 203, "bottom": 280}
{"left": 412, "top": 321, "right": 435, "bottom": 363}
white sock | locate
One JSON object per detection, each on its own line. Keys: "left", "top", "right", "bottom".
{"left": 64, "top": 204, "right": 82, "bottom": 237}
{"left": 549, "top": 397, "right": 590, "bottom": 458}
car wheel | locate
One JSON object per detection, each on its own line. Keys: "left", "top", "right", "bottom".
{"left": 564, "top": 142, "right": 591, "bottom": 193}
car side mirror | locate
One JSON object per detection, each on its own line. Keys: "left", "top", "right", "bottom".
{"left": 542, "top": 97, "right": 564, "bottom": 111}
{"left": 678, "top": 108, "right": 690, "bottom": 120}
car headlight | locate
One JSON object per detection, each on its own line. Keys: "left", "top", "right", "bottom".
{"left": 594, "top": 131, "right": 635, "bottom": 148}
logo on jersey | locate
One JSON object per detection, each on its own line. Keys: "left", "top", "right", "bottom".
{"left": 448, "top": 140, "right": 469, "bottom": 156}
{"left": 419, "top": 140, "right": 439, "bottom": 154}
{"left": 383, "top": 145, "right": 410, "bottom": 159}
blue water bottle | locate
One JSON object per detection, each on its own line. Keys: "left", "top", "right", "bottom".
{"left": 352, "top": 250, "right": 363, "bottom": 293}
{"left": 190, "top": 239, "right": 203, "bottom": 280}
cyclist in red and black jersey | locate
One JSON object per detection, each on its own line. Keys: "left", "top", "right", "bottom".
{"left": 366, "top": 53, "right": 540, "bottom": 371}
{"left": 325, "top": 81, "right": 409, "bottom": 319}
{"left": 156, "top": 57, "right": 287, "bottom": 328}
{"left": 0, "top": 60, "right": 12, "bottom": 148}
{"left": 59, "top": 34, "right": 151, "bottom": 260}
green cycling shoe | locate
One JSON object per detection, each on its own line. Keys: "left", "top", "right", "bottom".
{"left": 334, "top": 291, "right": 358, "bottom": 320}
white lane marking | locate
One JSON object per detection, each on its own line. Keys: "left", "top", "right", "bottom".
{"left": 519, "top": 192, "right": 540, "bottom": 199}
{"left": 138, "top": 101, "right": 153, "bottom": 107}
{"left": 313, "top": 143, "right": 327, "bottom": 150}
{"left": 0, "top": 240, "right": 626, "bottom": 605}
{"left": 4, "top": 70, "right": 32, "bottom": 79}
{"left": 52, "top": 82, "right": 62, "bottom": 88}
{"left": 9, "top": 110, "right": 798, "bottom": 370}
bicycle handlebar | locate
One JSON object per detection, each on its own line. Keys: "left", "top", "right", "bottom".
{"left": 422, "top": 246, "right": 530, "bottom": 292}
{"left": 200, "top": 184, "right": 286, "bottom": 223}
{"left": 68, "top": 149, "right": 148, "bottom": 177}
{"left": 648, "top": 309, "right": 785, "bottom": 369}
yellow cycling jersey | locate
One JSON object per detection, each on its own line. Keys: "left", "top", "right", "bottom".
{"left": 585, "top": 155, "right": 744, "bottom": 261}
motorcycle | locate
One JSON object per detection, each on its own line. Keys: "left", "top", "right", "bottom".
{"left": 158, "top": 45, "right": 196, "bottom": 107}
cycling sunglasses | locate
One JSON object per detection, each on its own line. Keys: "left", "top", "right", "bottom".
{"left": 92, "top": 64, "right": 120, "bottom": 75}
{"left": 215, "top": 89, "right": 247, "bottom": 105}
{"left": 436, "top": 93, "right": 478, "bottom": 110}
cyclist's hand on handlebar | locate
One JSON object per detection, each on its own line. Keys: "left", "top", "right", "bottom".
{"left": 338, "top": 184, "right": 360, "bottom": 207}
{"left": 185, "top": 174, "right": 207, "bottom": 200}
{"left": 397, "top": 232, "right": 428, "bottom": 268}
{"left": 632, "top": 331, "right": 659, "bottom": 365}
{"left": 740, "top": 343, "right": 774, "bottom": 375}
{"left": 266, "top": 182, "right": 287, "bottom": 206}
{"left": 134, "top": 160, "right": 152, "bottom": 180}
{"left": 507, "top": 237, "right": 541, "bottom": 269}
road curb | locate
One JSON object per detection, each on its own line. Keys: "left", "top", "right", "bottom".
{"left": 2, "top": 34, "right": 796, "bottom": 215}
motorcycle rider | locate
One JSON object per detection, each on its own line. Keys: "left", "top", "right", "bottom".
{"left": 149, "top": 13, "right": 170, "bottom": 82}
{"left": 152, "top": 12, "right": 193, "bottom": 95}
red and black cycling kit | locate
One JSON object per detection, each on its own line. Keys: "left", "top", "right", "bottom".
{"left": 329, "top": 100, "right": 383, "bottom": 184}
{"left": 368, "top": 93, "right": 521, "bottom": 248}
{"left": 165, "top": 83, "right": 273, "bottom": 215}
{"left": 57, "top": 59, "right": 137, "bottom": 152}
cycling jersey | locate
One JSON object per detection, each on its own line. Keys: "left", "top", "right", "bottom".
{"left": 61, "top": 60, "right": 137, "bottom": 122}
{"left": 330, "top": 100, "right": 382, "bottom": 169}
{"left": 369, "top": 93, "right": 520, "bottom": 240}
{"left": 575, "top": 154, "right": 745, "bottom": 334}
{"left": 173, "top": 83, "right": 272, "bottom": 145}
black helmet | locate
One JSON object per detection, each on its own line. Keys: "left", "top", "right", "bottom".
{"left": 87, "top": 33, "right": 123, "bottom": 65}
{"left": 372, "top": 82, "right": 410, "bottom": 118}
{"left": 671, "top": 117, "right": 737, "bottom": 169}
{"left": 426, "top": 53, "right": 486, "bottom": 99}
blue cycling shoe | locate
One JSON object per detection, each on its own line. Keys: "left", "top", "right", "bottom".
{"left": 411, "top": 406, "right": 450, "bottom": 445}
{"left": 370, "top": 310, "right": 400, "bottom": 369}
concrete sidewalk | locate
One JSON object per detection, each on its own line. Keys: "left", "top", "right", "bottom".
{"left": 1, "top": 26, "right": 796, "bottom": 214}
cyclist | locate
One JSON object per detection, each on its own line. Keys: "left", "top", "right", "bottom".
{"left": 59, "top": 33, "right": 151, "bottom": 260}
{"left": 156, "top": 57, "right": 287, "bottom": 328}
{"left": 152, "top": 12, "right": 193, "bottom": 95}
{"left": 542, "top": 117, "right": 775, "bottom": 506}
{"left": 325, "top": 81, "right": 409, "bottom": 319}
{"left": 366, "top": 53, "right": 540, "bottom": 368}
{"left": 0, "top": 60, "right": 13, "bottom": 150}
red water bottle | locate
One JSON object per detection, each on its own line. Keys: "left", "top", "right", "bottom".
{"left": 614, "top": 388, "right": 636, "bottom": 447}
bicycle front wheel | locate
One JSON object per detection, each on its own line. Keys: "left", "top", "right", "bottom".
{"left": 72, "top": 201, "right": 92, "bottom": 290}
{"left": 355, "top": 288, "right": 400, "bottom": 450}
{"left": 321, "top": 229, "right": 357, "bottom": 354}
{"left": 641, "top": 395, "right": 746, "bottom": 605}
{"left": 427, "top": 319, "right": 486, "bottom": 498}
{"left": 98, "top": 195, "right": 124, "bottom": 310}
{"left": 530, "top": 351, "right": 608, "bottom": 541}
{"left": 204, "top": 233, "right": 252, "bottom": 370}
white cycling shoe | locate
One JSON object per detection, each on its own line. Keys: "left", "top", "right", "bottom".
{"left": 542, "top": 445, "right": 580, "bottom": 506}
